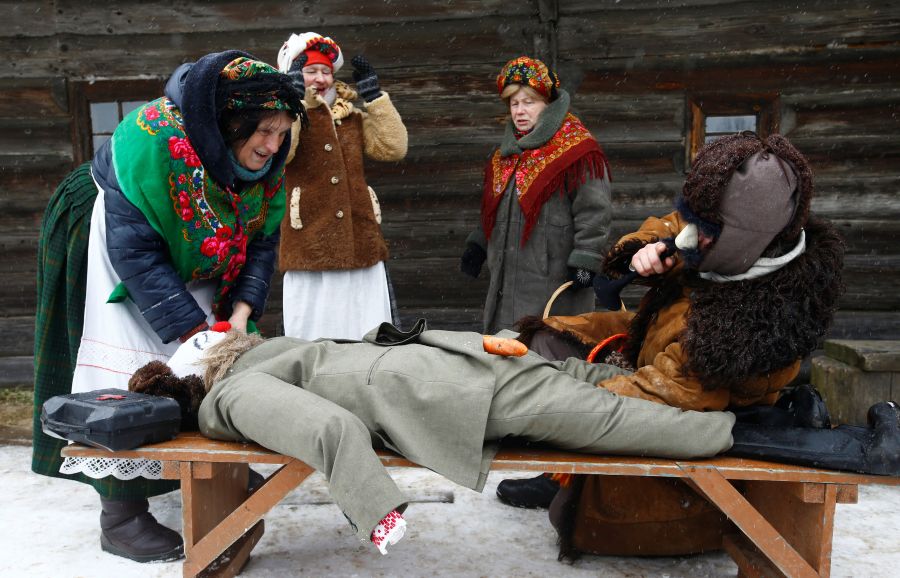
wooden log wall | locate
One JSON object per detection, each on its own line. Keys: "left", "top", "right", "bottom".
{"left": 2, "top": 1, "right": 899, "bottom": 384}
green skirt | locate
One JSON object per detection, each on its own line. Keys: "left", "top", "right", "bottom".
{"left": 31, "top": 163, "right": 178, "bottom": 499}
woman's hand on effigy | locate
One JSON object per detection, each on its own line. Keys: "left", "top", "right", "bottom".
{"left": 228, "top": 301, "right": 253, "bottom": 333}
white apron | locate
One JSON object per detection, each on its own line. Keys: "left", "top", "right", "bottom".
{"left": 282, "top": 262, "right": 392, "bottom": 340}
{"left": 61, "top": 185, "right": 215, "bottom": 480}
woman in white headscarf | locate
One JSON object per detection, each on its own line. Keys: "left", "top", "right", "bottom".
{"left": 276, "top": 32, "right": 408, "bottom": 340}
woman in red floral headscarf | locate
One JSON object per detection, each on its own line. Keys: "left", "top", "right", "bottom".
{"left": 461, "top": 56, "right": 613, "bottom": 334}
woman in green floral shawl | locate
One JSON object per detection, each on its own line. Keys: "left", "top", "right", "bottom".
{"left": 32, "top": 50, "right": 302, "bottom": 563}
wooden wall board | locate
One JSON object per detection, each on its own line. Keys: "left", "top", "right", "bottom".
{"left": 2, "top": 0, "right": 900, "bottom": 376}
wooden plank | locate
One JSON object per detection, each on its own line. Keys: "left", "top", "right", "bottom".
{"left": 9, "top": 16, "right": 540, "bottom": 78}
{"left": 0, "top": 356, "right": 33, "bottom": 387}
{"left": 183, "top": 460, "right": 314, "bottom": 577}
{"left": 0, "top": 317, "right": 35, "bottom": 358}
{"left": 196, "top": 521, "right": 263, "bottom": 578}
{"left": 573, "top": 56, "right": 900, "bottom": 94}
{"left": 557, "top": 2, "right": 900, "bottom": 61}
{"left": 61, "top": 434, "right": 900, "bottom": 487}
{"left": 723, "top": 532, "right": 787, "bottom": 578}
{"left": 180, "top": 461, "right": 258, "bottom": 578}
{"left": 742, "top": 480, "right": 839, "bottom": 577}
{"left": 1, "top": 0, "right": 55, "bottom": 38}
{"left": 51, "top": 0, "right": 534, "bottom": 35}
{"left": 684, "top": 467, "right": 819, "bottom": 578}
{"left": 0, "top": 79, "right": 67, "bottom": 116}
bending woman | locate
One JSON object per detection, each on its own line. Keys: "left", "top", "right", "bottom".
{"left": 32, "top": 51, "right": 302, "bottom": 563}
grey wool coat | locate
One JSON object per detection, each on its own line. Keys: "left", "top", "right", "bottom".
{"left": 200, "top": 322, "right": 734, "bottom": 491}
{"left": 467, "top": 90, "right": 612, "bottom": 334}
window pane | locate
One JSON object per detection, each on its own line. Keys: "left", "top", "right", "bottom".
{"left": 121, "top": 100, "right": 146, "bottom": 117}
{"left": 705, "top": 115, "right": 757, "bottom": 134}
{"left": 93, "top": 134, "right": 111, "bottom": 152}
{"left": 90, "top": 102, "right": 119, "bottom": 133}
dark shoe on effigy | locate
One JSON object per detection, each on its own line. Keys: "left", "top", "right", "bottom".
{"left": 775, "top": 383, "right": 832, "bottom": 429}
{"left": 728, "top": 400, "right": 900, "bottom": 477}
{"left": 863, "top": 401, "right": 900, "bottom": 477}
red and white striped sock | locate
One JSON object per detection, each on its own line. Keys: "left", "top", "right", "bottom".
{"left": 370, "top": 509, "right": 406, "bottom": 555}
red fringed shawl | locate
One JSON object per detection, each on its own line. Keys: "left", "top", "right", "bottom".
{"left": 481, "top": 113, "right": 610, "bottom": 246}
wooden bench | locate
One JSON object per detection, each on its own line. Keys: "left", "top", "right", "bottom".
{"left": 62, "top": 432, "right": 898, "bottom": 578}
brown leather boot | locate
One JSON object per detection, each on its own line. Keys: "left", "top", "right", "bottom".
{"left": 99, "top": 497, "right": 184, "bottom": 562}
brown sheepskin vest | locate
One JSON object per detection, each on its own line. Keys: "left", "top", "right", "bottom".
{"left": 278, "top": 105, "right": 388, "bottom": 271}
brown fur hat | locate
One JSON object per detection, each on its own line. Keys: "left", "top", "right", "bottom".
{"left": 129, "top": 361, "right": 207, "bottom": 431}
{"left": 677, "top": 132, "right": 813, "bottom": 256}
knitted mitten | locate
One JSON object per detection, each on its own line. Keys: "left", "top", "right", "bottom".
{"left": 371, "top": 509, "right": 406, "bottom": 555}
{"left": 287, "top": 53, "right": 308, "bottom": 95}
{"left": 351, "top": 55, "right": 382, "bottom": 102}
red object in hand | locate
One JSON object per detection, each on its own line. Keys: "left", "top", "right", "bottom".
{"left": 211, "top": 321, "right": 232, "bottom": 332}
{"left": 96, "top": 394, "right": 126, "bottom": 401}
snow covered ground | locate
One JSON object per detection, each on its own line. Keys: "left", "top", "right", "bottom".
{"left": 0, "top": 444, "right": 897, "bottom": 577}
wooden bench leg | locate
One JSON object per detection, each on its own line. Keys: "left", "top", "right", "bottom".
{"left": 683, "top": 467, "right": 822, "bottom": 578}
{"left": 737, "top": 480, "right": 841, "bottom": 578}
{"left": 180, "top": 460, "right": 314, "bottom": 578}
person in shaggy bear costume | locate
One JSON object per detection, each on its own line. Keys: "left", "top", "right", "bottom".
{"left": 492, "top": 132, "right": 896, "bottom": 559}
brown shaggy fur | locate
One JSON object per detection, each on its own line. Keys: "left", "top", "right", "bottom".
{"left": 682, "top": 215, "right": 844, "bottom": 389}
{"left": 128, "top": 361, "right": 206, "bottom": 431}
{"left": 621, "top": 216, "right": 844, "bottom": 390}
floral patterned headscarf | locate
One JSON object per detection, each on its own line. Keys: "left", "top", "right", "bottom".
{"left": 217, "top": 57, "right": 302, "bottom": 115}
{"left": 496, "top": 56, "right": 560, "bottom": 101}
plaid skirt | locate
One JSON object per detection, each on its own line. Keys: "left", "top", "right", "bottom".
{"left": 30, "top": 163, "right": 178, "bottom": 499}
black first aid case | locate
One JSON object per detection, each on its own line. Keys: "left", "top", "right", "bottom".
{"left": 41, "top": 389, "right": 181, "bottom": 451}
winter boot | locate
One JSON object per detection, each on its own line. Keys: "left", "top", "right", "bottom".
{"left": 99, "top": 497, "right": 184, "bottom": 562}
{"left": 732, "top": 384, "right": 831, "bottom": 429}
{"left": 371, "top": 509, "right": 406, "bottom": 555}
{"left": 727, "top": 401, "right": 900, "bottom": 476}
{"left": 774, "top": 383, "right": 832, "bottom": 429}
{"left": 496, "top": 473, "right": 560, "bottom": 509}
{"left": 862, "top": 401, "right": 900, "bottom": 476}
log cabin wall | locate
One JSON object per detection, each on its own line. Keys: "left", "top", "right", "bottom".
{"left": 2, "top": 1, "right": 899, "bottom": 384}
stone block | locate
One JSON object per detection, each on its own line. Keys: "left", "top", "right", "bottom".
{"left": 811, "top": 341, "right": 899, "bottom": 426}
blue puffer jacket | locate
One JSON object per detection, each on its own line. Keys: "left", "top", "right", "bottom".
{"left": 91, "top": 50, "right": 287, "bottom": 344}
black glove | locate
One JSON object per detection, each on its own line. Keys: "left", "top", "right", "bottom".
{"left": 351, "top": 55, "right": 382, "bottom": 102}
{"left": 569, "top": 267, "right": 595, "bottom": 289}
{"left": 287, "top": 53, "right": 308, "bottom": 95}
{"left": 460, "top": 243, "right": 487, "bottom": 278}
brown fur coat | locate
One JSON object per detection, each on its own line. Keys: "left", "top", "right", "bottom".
{"left": 536, "top": 211, "right": 844, "bottom": 411}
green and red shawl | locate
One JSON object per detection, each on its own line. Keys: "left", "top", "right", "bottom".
{"left": 109, "top": 95, "right": 286, "bottom": 319}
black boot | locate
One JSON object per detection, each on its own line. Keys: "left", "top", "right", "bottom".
{"left": 496, "top": 473, "right": 560, "bottom": 508}
{"left": 732, "top": 383, "right": 831, "bottom": 429}
{"left": 727, "top": 401, "right": 900, "bottom": 477}
{"left": 862, "top": 401, "right": 900, "bottom": 476}
{"left": 99, "top": 497, "right": 184, "bottom": 562}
